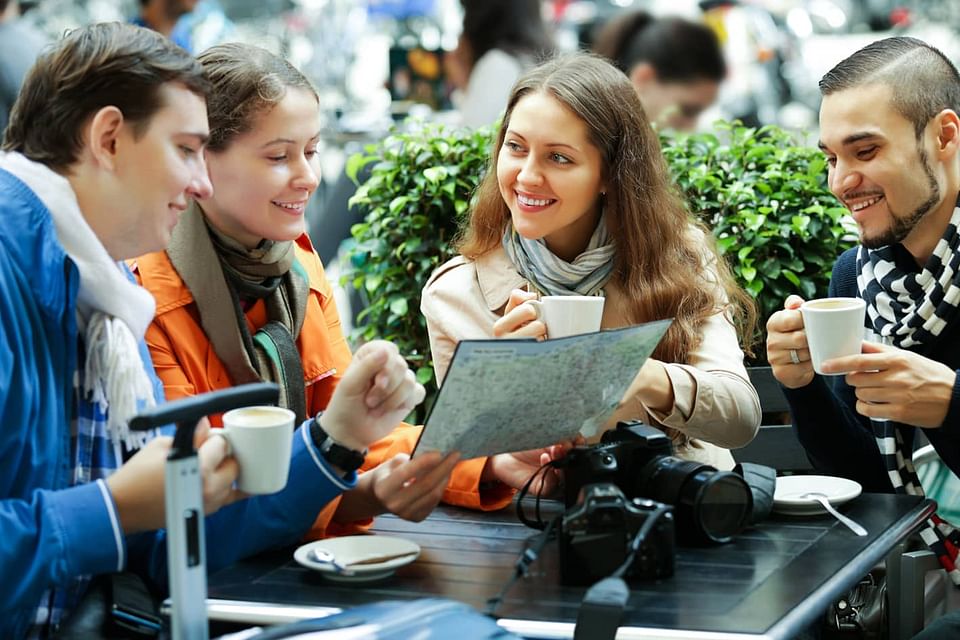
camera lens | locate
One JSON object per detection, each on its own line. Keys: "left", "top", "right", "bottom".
{"left": 638, "top": 457, "right": 751, "bottom": 544}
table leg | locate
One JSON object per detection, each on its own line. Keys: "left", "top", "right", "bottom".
{"left": 886, "top": 542, "right": 906, "bottom": 640}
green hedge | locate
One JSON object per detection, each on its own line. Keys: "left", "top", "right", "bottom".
{"left": 342, "top": 120, "right": 855, "bottom": 421}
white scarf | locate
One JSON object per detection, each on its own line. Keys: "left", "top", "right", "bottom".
{"left": 0, "top": 152, "right": 157, "bottom": 447}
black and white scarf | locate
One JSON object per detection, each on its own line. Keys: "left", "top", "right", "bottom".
{"left": 856, "top": 199, "right": 960, "bottom": 586}
{"left": 501, "top": 216, "right": 615, "bottom": 296}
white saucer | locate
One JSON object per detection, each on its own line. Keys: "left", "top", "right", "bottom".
{"left": 294, "top": 535, "right": 420, "bottom": 583}
{"left": 773, "top": 475, "right": 862, "bottom": 515}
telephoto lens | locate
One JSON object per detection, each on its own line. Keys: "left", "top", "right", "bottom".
{"left": 635, "top": 456, "right": 752, "bottom": 544}
{"left": 559, "top": 421, "right": 754, "bottom": 545}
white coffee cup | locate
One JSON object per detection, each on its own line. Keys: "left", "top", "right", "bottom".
{"left": 800, "top": 297, "right": 867, "bottom": 375}
{"left": 527, "top": 295, "right": 605, "bottom": 339}
{"left": 220, "top": 406, "right": 295, "bottom": 494}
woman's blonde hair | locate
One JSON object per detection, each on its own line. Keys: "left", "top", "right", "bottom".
{"left": 458, "top": 52, "right": 756, "bottom": 365}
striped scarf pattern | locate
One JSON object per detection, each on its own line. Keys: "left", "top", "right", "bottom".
{"left": 857, "top": 200, "right": 960, "bottom": 585}
{"left": 857, "top": 203, "right": 960, "bottom": 349}
{"left": 871, "top": 414, "right": 960, "bottom": 585}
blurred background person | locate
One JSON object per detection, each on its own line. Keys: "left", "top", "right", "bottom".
{"left": 445, "top": 0, "right": 554, "bottom": 128}
{"left": 0, "top": 0, "right": 46, "bottom": 134}
{"left": 592, "top": 9, "right": 725, "bottom": 131}
{"left": 133, "top": 0, "right": 198, "bottom": 51}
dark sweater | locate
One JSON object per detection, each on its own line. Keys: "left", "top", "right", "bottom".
{"left": 783, "top": 245, "right": 960, "bottom": 492}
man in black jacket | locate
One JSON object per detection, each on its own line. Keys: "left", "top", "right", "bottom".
{"left": 767, "top": 35, "right": 960, "bottom": 491}
{"left": 765, "top": 36, "right": 960, "bottom": 595}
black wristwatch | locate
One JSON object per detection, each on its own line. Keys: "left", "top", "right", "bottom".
{"left": 309, "top": 414, "right": 366, "bottom": 472}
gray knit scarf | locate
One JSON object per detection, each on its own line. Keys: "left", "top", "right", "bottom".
{"left": 501, "top": 216, "right": 615, "bottom": 296}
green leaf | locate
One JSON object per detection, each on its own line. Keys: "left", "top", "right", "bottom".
{"left": 782, "top": 270, "right": 801, "bottom": 287}
{"left": 388, "top": 196, "right": 410, "bottom": 215}
{"left": 364, "top": 273, "right": 383, "bottom": 293}
{"left": 423, "top": 166, "right": 447, "bottom": 183}
{"left": 416, "top": 366, "right": 434, "bottom": 385}
{"left": 389, "top": 297, "right": 408, "bottom": 316}
{"left": 346, "top": 153, "right": 376, "bottom": 183}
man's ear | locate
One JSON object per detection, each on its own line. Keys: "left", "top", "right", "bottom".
{"left": 628, "top": 62, "right": 657, "bottom": 89}
{"left": 935, "top": 108, "right": 960, "bottom": 159}
{"left": 85, "top": 106, "right": 125, "bottom": 172}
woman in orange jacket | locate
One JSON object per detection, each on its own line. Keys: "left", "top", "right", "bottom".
{"left": 132, "top": 43, "right": 556, "bottom": 537}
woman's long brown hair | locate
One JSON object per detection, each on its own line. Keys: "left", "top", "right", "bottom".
{"left": 458, "top": 52, "right": 756, "bottom": 365}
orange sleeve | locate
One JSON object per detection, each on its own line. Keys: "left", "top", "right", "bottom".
{"left": 361, "top": 424, "right": 515, "bottom": 511}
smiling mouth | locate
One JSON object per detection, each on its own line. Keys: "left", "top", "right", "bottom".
{"left": 848, "top": 195, "right": 884, "bottom": 212}
{"left": 272, "top": 200, "right": 306, "bottom": 214}
{"left": 516, "top": 193, "right": 556, "bottom": 208}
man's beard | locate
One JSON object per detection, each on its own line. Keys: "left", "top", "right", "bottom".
{"left": 861, "top": 147, "right": 940, "bottom": 249}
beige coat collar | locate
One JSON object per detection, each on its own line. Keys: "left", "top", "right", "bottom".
{"left": 474, "top": 248, "right": 527, "bottom": 312}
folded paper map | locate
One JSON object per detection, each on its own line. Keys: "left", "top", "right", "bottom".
{"left": 414, "top": 320, "right": 671, "bottom": 459}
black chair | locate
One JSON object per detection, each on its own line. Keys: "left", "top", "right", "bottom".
{"left": 732, "top": 366, "right": 813, "bottom": 474}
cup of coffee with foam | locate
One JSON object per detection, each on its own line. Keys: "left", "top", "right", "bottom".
{"left": 800, "top": 297, "right": 867, "bottom": 375}
{"left": 220, "top": 406, "right": 295, "bottom": 494}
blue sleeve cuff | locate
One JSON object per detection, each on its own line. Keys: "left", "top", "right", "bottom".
{"left": 299, "top": 423, "right": 356, "bottom": 491}
{"left": 47, "top": 479, "right": 126, "bottom": 578}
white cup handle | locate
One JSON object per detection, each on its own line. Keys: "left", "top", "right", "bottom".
{"left": 210, "top": 430, "right": 233, "bottom": 457}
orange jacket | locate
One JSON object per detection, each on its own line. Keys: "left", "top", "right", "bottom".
{"left": 130, "top": 234, "right": 512, "bottom": 538}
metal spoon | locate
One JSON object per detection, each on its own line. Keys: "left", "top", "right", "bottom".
{"left": 310, "top": 548, "right": 355, "bottom": 575}
{"left": 801, "top": 492, "right": 868, "bottom": 536}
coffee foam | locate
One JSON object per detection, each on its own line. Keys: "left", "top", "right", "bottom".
{"left": 226, "top": 407, "right": 289, "bottom": 428}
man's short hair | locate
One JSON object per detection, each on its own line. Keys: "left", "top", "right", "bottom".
{"left": 819, "top": 36, "right": 960, "bottom": 139}
{"left": 2, "top": 22, "right": 209, "bottom": 170}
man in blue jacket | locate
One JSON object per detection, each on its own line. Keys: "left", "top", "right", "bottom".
{"left": 0, "top": 23, "right": 426, "bottom": 637}
{"left": 765, "top": 36, "right": 960, "bottom": 589}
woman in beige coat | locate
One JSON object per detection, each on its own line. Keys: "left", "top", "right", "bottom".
{"left": 421, "top": 53, "right": 760, "bottom": 470}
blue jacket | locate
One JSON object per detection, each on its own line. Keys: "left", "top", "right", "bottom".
{"left": 0, "top": 169, "right": 356, "bottom": 637}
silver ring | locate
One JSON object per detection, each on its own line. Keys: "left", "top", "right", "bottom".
{"left": 789, "top": 349, "right": 801, "bottom": 365}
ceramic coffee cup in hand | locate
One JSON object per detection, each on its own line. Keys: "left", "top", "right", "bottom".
{"left": 220, "top": 406, "right": 295, "bottom": 494}
{"left": 526, "top": 295, "right": 604, "bottom": 339}
{"left": 800, "top": 297, "right": 866, "bottom": 375}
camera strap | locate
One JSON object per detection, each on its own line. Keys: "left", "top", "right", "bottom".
{"left": 515, "top": 460, "right": 560, "bottom": 530}
{"left": 574, "top": 577, "right": 628, "bottom": 640}
{"left": 484, "top": 516, "right": 558, "bottom": 618}
{"left": 573, "top": 502, "right": 672, "bottom": 639}
{"left": 487, "top": 460, "right": 564, "bottom": 617}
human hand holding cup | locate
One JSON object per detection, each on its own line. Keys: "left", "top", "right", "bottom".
{"left": 526, "top": 295, "right": 605, "bottom": 339}
{"left": 799, "top": 297, "right": 867, "bottom": 375}
{"left": 219, "top": 406, "right": 295, "bottom": 494}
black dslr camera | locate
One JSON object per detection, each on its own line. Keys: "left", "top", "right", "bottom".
{"left": 560, "top": 421, "right": 753, "bottom": 544}
{"left": 558, "top": 482, "right": 675, "bottom": 585}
